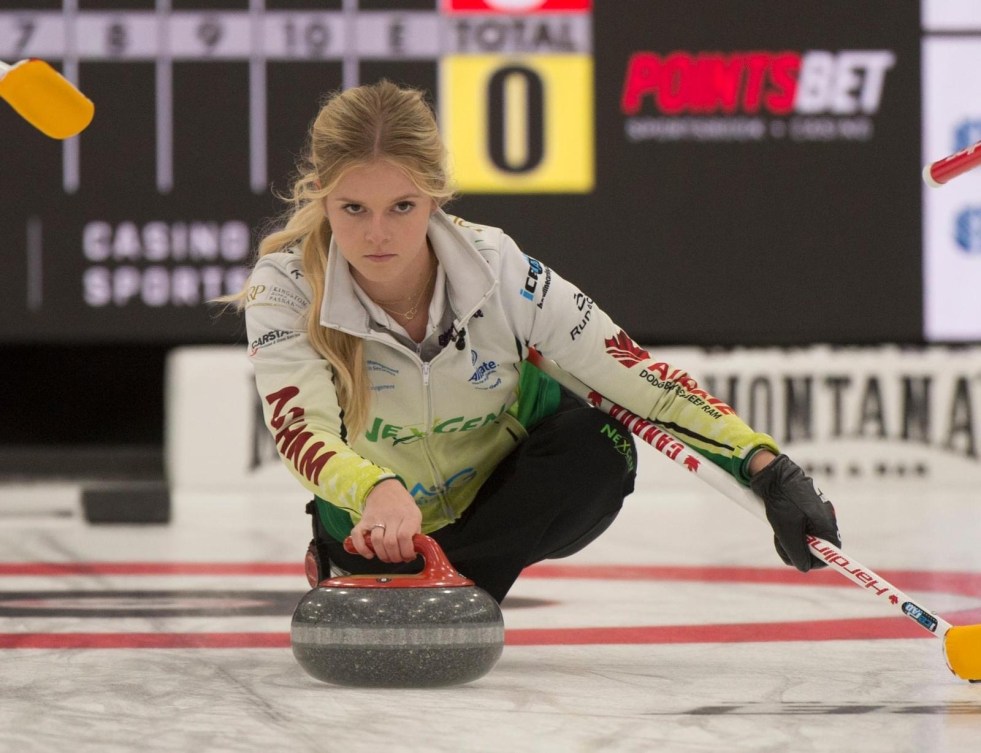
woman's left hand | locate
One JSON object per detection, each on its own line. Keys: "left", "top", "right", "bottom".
{"left": 749, "top": 452, "right": 841, "bottom": 572}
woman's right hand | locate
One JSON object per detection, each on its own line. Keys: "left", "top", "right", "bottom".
{"left": 350, "top": 479, "right": 423, "bottom": 563}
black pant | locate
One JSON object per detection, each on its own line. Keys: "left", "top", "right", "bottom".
{"left": 310, "top": 406, "right": 637, "bottom": 603}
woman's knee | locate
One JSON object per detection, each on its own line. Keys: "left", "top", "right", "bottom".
{"left": 540, "top": 509, "right": 621, "bottom": 560}
{"left": 534, "top": 408, "right": 637, "bottom": 487}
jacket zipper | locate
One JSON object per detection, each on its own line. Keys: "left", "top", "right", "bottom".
{"left": 419, "top": 359, "right": 457, "bottom": 523}
{"left": 329, "top": 326, "right": 468, "bottom": 525}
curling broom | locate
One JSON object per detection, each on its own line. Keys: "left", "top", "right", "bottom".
{"left": 0, "top": 58, "right": 94, "bottom": 139}
{"left": 527, "top": 347, "right": 981, "bottom": 682}
{"left": 923, "top": 138, "right": 981, "bottom": 187}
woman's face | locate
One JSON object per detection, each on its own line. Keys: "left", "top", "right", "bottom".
{"left": 324, "top": 160, "right": 436, "bottom": 294}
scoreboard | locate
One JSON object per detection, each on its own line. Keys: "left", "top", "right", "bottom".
{"left": 2, "top": 0, "right": 592, "bottom": 194}
{"left": 0, "top": 1, "right": 925, "bottom": 345}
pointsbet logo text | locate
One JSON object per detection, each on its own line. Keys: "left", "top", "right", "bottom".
{"left": 621, "top": 49, "right": 895, "bottom": 143}
{"left": 622, "top": 50, "right": 894, "bottom": 115}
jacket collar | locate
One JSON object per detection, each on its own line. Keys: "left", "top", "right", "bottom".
{"left": 320, "top": 210, "right": 498, "bottom": 335}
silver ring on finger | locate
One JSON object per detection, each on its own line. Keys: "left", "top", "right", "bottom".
{"left": 369, "top": 523, "right": 386, "bottom": 532}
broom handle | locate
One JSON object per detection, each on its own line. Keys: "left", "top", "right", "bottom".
{"left": 526, "top": 348, "right": 953, "bottom": 638}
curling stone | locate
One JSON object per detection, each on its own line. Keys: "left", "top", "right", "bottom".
{"left": 291, "top": 534, "right": 504, "bottom": 688}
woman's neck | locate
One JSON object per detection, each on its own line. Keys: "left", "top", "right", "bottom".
{"left": 357, "top": 248, "right": 437, "bottom": 341}
{"left": 357, "top": 244, "right": 435, "bottom": 303}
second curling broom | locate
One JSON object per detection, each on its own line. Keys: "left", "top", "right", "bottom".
{"left": 527, "top": 347, "right": 981, "bottom": 683}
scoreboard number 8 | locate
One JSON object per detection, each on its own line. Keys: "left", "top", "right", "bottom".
{"left": 106, "top": 21, "right": 128, "bottom": 57}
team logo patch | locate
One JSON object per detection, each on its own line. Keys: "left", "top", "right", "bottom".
{"left": 470, "top": 349, "right": 501, "bottom": 389}
{"left": 605, "top": 329, "right": 650, "bottom": 367}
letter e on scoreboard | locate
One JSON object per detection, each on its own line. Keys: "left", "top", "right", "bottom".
{"left": 440, "top": 55, "right": 594, "bottom": 193}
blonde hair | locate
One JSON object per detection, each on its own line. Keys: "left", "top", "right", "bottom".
{"left": 239, "top": 80, "right": 455, "bottom": 437}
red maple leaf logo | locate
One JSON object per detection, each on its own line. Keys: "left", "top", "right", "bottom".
{"left": 586, "top": 391, "right": 603, "bottom": 407}
{"left": 605, "top": 330, "right": 650, "bottom": 367}
{"left": 683, "top": 456, "right": 700, "bottom": 472}
{"left": 889, "top": 595, "right": 898, "bottom": 604}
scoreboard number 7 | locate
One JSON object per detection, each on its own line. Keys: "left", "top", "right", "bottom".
{"left": 12, "top": 17, "right": 35, "bottom": 58}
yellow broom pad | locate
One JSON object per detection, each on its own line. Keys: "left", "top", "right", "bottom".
{"left": 0, "top": 59, "right": 94, "bottom": 139}
{"left": 944, "top": 624, "right": 981, "bottom": 681}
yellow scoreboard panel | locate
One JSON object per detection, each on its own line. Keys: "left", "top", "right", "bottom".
{"left": 441, "top": 54, "right": 594, "bottom": 193}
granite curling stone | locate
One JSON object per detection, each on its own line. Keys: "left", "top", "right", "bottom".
{"left": 291, "top": 534, "right": 504, "bottom": 688}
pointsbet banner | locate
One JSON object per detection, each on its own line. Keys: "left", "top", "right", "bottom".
{"left": 0, "top": 1, "right": 922, "bottom": 344}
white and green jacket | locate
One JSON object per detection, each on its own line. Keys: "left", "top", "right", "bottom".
{"left": 245, "top": 211, "right": 778, "bottom": 539}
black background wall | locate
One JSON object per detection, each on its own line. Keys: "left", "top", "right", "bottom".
{"left": 0, "top": 1, "right": 923, "bottom": 453}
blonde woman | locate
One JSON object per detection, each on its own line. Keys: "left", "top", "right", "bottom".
{"left": 242, "top": 80, "right": 839, "bottom": 603}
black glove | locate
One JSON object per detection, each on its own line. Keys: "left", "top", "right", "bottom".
{"left": 749, "top": 454, "right": 841, "bottom": 572}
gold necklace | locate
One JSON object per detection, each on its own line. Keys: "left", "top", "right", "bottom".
{"left": 376, "top": 262, "right": 437, "bottom": 321}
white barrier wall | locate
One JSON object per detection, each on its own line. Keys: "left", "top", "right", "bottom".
{"left": 922, "top": 2, "right": 981, "bottom": 341}
{"left": 165, "top": 345, "right": 297, "bottom": 492}
{"left": 663, "top": 346, "right": 981, "bottom": 484}
{"left": 165, "top": 345, "right": 981, "bottom": 491}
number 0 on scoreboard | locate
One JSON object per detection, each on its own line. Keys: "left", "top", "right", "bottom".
{"left": 440, "top": 55, "right": 594, "bottom": 193}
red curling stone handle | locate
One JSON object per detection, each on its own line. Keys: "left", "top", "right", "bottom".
{"left": 329, "top": 533, "right": 474, "bottom": 588}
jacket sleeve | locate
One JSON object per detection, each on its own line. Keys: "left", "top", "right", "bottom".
{"left": 245, "top": 253, "right": 398, "bottom": 515}
{"left": 498, "top": 235, "right": 778, "bottom": 484}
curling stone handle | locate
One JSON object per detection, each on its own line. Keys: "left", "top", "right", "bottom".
{"left": 341, "top": 533, "right": 474, "bottom": 588}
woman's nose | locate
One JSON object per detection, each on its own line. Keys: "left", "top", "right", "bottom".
{"left": 364, "top": 215, "right": 390, "bottom": 244}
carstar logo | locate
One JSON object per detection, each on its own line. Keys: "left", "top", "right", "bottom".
{"left": 605, "top": 330, "right": 650, "bottom": 367}
{"left": 249, "top": 328, "right": 298, "bottom": 356}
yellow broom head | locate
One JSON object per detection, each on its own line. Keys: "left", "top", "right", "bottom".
{"left": 944, "top": 625, "right": 981, "bottom": 682}
{"left": 0, "top": 59, "right": 94, "bottom": 139}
